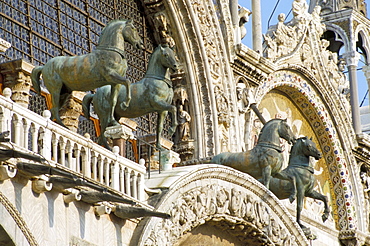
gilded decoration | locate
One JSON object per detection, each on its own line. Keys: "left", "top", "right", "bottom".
{"left": 259, "top": 91, "right": 335, "bottom": 228}
{"left": 255, "top": 70, "right": 357, "bottom": 231}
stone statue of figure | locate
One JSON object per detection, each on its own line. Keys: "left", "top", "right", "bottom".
{"left": 178, "top": 105, "right": 191, "bottom": 141}
{"left": 338, "top": 58, "right": 349, "bottom": 100}
{"left": 236, "top": 84, "right": 251, "bottom": 150}
{"left": 238, "top": 7, "right": 251, "bottom": 40}
{"left": 361, "top": 171, "right": 370, "bottom": 197}
{"left": 274, "top": 13, "right": 296, "bottom": 56}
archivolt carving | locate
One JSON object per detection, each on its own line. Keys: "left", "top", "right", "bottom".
{"left": 0, "top": 191, "right": 38, "bottom": 245}
{"left": 135, "top": 165, "right": 308, "bottom": 246}
{"left": 145, "top": 185, "right": 297, "bottom": 245}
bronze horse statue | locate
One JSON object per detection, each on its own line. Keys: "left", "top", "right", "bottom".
{"left": 270, "top": 136, "right": 330, "bottom": 230}
{"left": 31, "top": 19, "right": 144, "bottom": 128}
{"left": 211, "top": 118, "right": 296, "bottom": 188}
{"left": 82, "top": 44, "right": 179, "bottom": 149}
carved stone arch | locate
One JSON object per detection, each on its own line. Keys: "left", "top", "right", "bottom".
{"left": 254, "top": 69, "right": 361, "bottom": 232}
{"left": 161, "top": 0, "right": 235, "bottom": 157}
{"left": 355, "top": 26, "right": 370, "bottom": 62}
{"left": 132, "top": 165, "right": 308, "bottom": 245}
{"left": 324, "top": 23, "right": 351, "bottom": 54}
{"left": 0, "top": 192, "right": 37, "bottom": 245}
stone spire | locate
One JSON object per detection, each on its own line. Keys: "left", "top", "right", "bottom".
{"left": 309, "top": 0, "right": 367, "bottom": 15}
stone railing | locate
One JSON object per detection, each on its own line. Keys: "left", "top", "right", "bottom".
{"left": 0, "top": 88, "right": 146, "bottom": 201}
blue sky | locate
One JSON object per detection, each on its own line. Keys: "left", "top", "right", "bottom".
{"left": 238, "top": 0, "right": 369, "bottom": 106}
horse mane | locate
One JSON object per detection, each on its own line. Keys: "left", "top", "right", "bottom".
{"left": 98, "top": 19, "right": 129, "bottom": 45}
{"left": 289, "top": 137, "right": 306, "bottom": 157}
{"left": 260, "top": 118, "right": 283, "bottom": 132}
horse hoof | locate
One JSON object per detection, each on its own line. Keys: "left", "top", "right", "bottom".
{"left": 322, "top": 213, "right": 329, "bottom": 222}
{"left": 120, "top": 102, "right": 129, "bottom": 110}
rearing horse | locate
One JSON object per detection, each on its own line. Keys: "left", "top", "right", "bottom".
{"left": 82, "top": 44, "right": 179, "bottom": 149}
{"left": 270, "top": 137, "right": 330, "bottom": 230}
{"left": 211, "top": 119, "right": 296, "bottom": 188}
{"left": 31, "top": 19, "right": 144, "bottom": 128}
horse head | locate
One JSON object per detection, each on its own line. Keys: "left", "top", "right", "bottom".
{"left": 158, "top": 44, "right": 179, "bottom": 73}
{"left": 297, "top": 136, "right": 322, "bottom": 160}
{"left": 122, "top": 20, "right": 144, "bottom": 49}
{"left": 277, "top": 119, "right": 296, "bottom": 145}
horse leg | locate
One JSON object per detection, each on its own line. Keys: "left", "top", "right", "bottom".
{"left": 98, "top": 117, "right": 111, "bottom": 150}
{"left": 49, "top": 85, "right": 67, "bottom": 127}
{"left": 274, "top": 170, "right": 297, "bottom": 203}
{"left": 306, "top": 190, "right": 330, "bottom": 223}
{"left": 296, "top": 188, "right": 306, "bottom": 228}
{"left": 108, "top": 84, "right": 121, "bottom": 127}
{"left": 261, "top": 164, "right": 272, "bottom": 189}
{"left": 122, "top": 78, "right": 131, "bottom": 108}
{"left": 151, "top": 96, "right": 178, "bottom": 136}
{"left": 156, "top": 111, "right": 167, "bottom": 149}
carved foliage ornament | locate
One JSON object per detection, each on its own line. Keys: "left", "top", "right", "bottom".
{"left": 144, "top": 184, "right": 298, "bottom": 246}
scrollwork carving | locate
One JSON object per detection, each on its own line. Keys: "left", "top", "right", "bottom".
{"left": 145, "top": 184, "right": 298, "bottom": 245}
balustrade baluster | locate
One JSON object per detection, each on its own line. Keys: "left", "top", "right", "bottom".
{"left": 131, "top": 172, "right": 137, "bottom": 199}
{"left": 99, "top": 158, "right": 104, "bottom": 183}
{"left": 74, "top": 146, "right": 81, "bottom": 173}
{"left": 125, "top": 168, "right": 131, "bottom": 197}
{"left": 105, "top": 161, "right": 110, "bottom": 187}
{"left": 59, "top": 139, "right": 66, "bottom": 166}
{"left": 13, "top": 116, "right": 21, "bottom": 145}
{"left": 30, "top": 125, "right": 38, "bottom": 153}
{"left": 52, "top": 136, "right": 59, "bottom": 162}
{"left": 22, "top": 120, "right": 30, "bottom": 149}
{"left": 91, "top": 154, "right": 97, "bottom": 180}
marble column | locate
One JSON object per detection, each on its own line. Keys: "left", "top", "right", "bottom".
{"left": 251, "top": 0, "right": 262, "bottom": 52}
{"left": 344, "top": 51, "right": 362, "bottom": 134}
{"left": 362, "top": 65, "right": 370, "bottom": 107}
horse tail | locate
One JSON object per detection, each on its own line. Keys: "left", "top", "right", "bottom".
{"left": 82, "top": 93, "right": 94, "bottom": 119}
{"left": 31, "top": 66, "right": 43, "bottom": 95}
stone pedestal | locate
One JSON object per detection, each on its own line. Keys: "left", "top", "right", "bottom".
{"left": 104, "top": 118, "right": 137, "bottom": 156}
{"left": 59, "top": 91, "right": 85, "bottom": 132}
{"left": 139, "top": 134, "right": 174, "bottom": 150}
{"left": 0, "top": 59, "right": 34, "bottom": 108}
{"left": 174, "top": 139, "right": 195, "bottom": 164}
{"left": 159, "top": 150, "right": 180, "bottom": 171}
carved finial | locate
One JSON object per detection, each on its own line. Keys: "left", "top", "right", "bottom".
{"left": 42, "top": 110, "right": 51, "bottom": 119}
{"left": 3, "top": 88, "right": 12, "bottom": 99}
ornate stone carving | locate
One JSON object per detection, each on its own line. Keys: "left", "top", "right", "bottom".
{"left": 263, "top": 2, "right": 326, "bottom": 66}
{"left": 153, "top": 12, "right": 175, "bottom": 46}
{"left": 0, "top": 59, "right": 34, "bottom": 108}
{"left": 238, "top": 7, "right": 251, "bottom": 41}
{"left": 58, "top": 92, "right": 84, "bottom": 132}
{"left": 214, "top": 86, "right": 229, "bottom": 128}
{"left": 144, "top": 184, "right": 299, "bottom": 245}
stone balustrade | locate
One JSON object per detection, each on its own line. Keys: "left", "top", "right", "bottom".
{"left": 0, "top": 88, "right": 146, "bottom": 201}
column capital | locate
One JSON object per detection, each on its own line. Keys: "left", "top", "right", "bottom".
{"left": 362, "top": 65, "right": 370, "bottom": 79}
{"left": 343, "top": 51, "right": 361, "bottom": 66}
{"left": 0, "top": 38, "right": 11, "bottom": 53}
